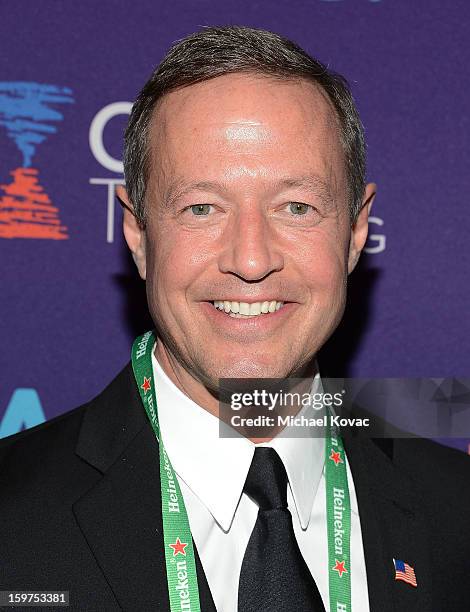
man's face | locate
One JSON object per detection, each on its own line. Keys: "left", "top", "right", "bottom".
{"left": 126, "top": 73, "right": 369, "bottom": 388}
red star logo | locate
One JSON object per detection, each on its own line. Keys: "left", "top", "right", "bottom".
{"left": 329, "top": 449, "right": 343, "bottom": 466}
{"left": 332, "top": 559, "right": 348, "bottom": 577}
{"left": 169, "top": 537, "right": 188, "bottom": 556}
{"left": 141, "top": 377, "right": 151, "bottom": 394}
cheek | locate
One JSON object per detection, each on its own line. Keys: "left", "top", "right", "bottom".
{"left": 145, "top": 227, "right": 214, "bottom": 306}
{"left": 299, "top": 245, "right": 348, "bottom": 346}
{"left": 299, "top": 233, "right": 349, "bottom": 298}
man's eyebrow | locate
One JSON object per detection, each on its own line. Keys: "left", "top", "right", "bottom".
{"left": 161, "top": 174, "right": 336, "bottom": 209}
{"left": 273, "top": 176, "right": 336, "bottom": 205}
{"left": 162, "top": 180, "right": 225, "bottom": 209}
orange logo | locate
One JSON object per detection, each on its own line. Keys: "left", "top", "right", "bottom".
{"left": 0, "top": 82, "right": 74, "bottom": 239}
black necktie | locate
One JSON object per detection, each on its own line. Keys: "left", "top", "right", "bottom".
{"left": 238, "top": 447, "right": 326, "bottom": 612}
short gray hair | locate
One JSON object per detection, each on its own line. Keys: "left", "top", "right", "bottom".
{"left": 123, "top": 25, "right": 366, "bottom": 227}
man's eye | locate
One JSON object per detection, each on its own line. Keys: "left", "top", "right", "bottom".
{"left": 288, "top": 202, "right": 313, "bottom": 215}
{"left": 189, "top": 204, "right": 212, "bottom": 216}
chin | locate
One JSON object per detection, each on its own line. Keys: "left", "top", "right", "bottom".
{"left": 209, "top": 357, "right": 291, "bottom": 382}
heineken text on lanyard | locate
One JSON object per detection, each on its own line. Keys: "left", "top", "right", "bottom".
{"left": 131, "top": 331, "right": 352, "bottom": 612}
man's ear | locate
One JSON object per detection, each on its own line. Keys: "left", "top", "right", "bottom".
{"left": 347, "top": 182, "right": 377, "bottom": 274}
{"left": 116, "top": 185, "right": 147, "bottom": 280}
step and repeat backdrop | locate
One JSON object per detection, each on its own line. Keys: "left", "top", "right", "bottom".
{"left": 1, "top": 1, "right": 469, "bottom": 451}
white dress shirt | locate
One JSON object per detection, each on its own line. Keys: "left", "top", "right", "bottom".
{"left": 152, "top": 351, "right": 370, "bottom": 612}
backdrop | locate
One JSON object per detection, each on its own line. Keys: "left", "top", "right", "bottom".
{"left": 1, "top": 1, "right": 468, "bottom": 452}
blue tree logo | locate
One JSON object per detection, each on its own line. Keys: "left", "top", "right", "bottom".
{"left": 0, "top": 82, "right": 74, "bottom": 239}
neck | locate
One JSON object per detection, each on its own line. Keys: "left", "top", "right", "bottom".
{"left": 153, "top": 339, "right": 318, "bottom": 444}
{"left": 154, "top": 340, "right": 221, "bottom": 416}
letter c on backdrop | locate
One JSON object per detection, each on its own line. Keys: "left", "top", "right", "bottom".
{"left": 89, "top": 101, "right": 132, "bottom": 173}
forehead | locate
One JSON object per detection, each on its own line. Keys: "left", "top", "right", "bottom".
{"left": 148, "top": 73, "right": 345, "bottom": 191}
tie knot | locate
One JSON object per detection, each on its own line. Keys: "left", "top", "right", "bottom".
{"left": 243, "top": 447, "right": 288, "bottom": 510}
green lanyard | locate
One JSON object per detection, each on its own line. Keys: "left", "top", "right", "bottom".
{"left": 131, "top": 331, "right": 351, "bottom": 612}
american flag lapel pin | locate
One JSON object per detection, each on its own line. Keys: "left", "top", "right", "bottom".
{"left": 393, "top": 558, "right": 417, "bottom": 587}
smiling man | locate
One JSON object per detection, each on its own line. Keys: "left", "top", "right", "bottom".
{"left": 1, "top": 25, "right": 469, "bottom": 612}
{"left": 120, "top": 69, "right": 374, "bottom": 413}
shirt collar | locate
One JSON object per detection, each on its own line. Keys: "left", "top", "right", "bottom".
{"left": 152, "top": 350, "right": 326, "bottom": 531}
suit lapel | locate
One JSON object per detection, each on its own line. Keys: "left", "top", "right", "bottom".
{"left": 344, "top": 434, "right": 433, "bottom": 612}
{"left": 73, "top": 363, "right": 216, "bottom": 611}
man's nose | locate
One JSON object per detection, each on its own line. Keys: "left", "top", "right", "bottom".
{"left": 217, "top": 206, "right": 284, "bottom": 281}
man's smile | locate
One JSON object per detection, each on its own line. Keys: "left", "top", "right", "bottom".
{"left": 200, "top": 300, "right": 298, "bottom": 331}
{"left": 212, "top": 299, "right": 285, "bottom": 317}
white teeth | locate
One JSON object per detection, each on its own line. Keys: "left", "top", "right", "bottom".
{"left": 249, "top": 302, "right": 261, "bottom": 315}
{"left": 239, "top": 302, "right": 250, "bottom": 315}
{"left": 212, "top": 300, "right": 285, "bottom": 317}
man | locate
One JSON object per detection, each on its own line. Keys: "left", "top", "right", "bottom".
{"left": 1, "top": 25, "right": 469, "bottom": 612}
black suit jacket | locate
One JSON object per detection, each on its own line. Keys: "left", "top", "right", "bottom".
{"left": 1, "top": 362, "right": 469, "bottom": 611}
